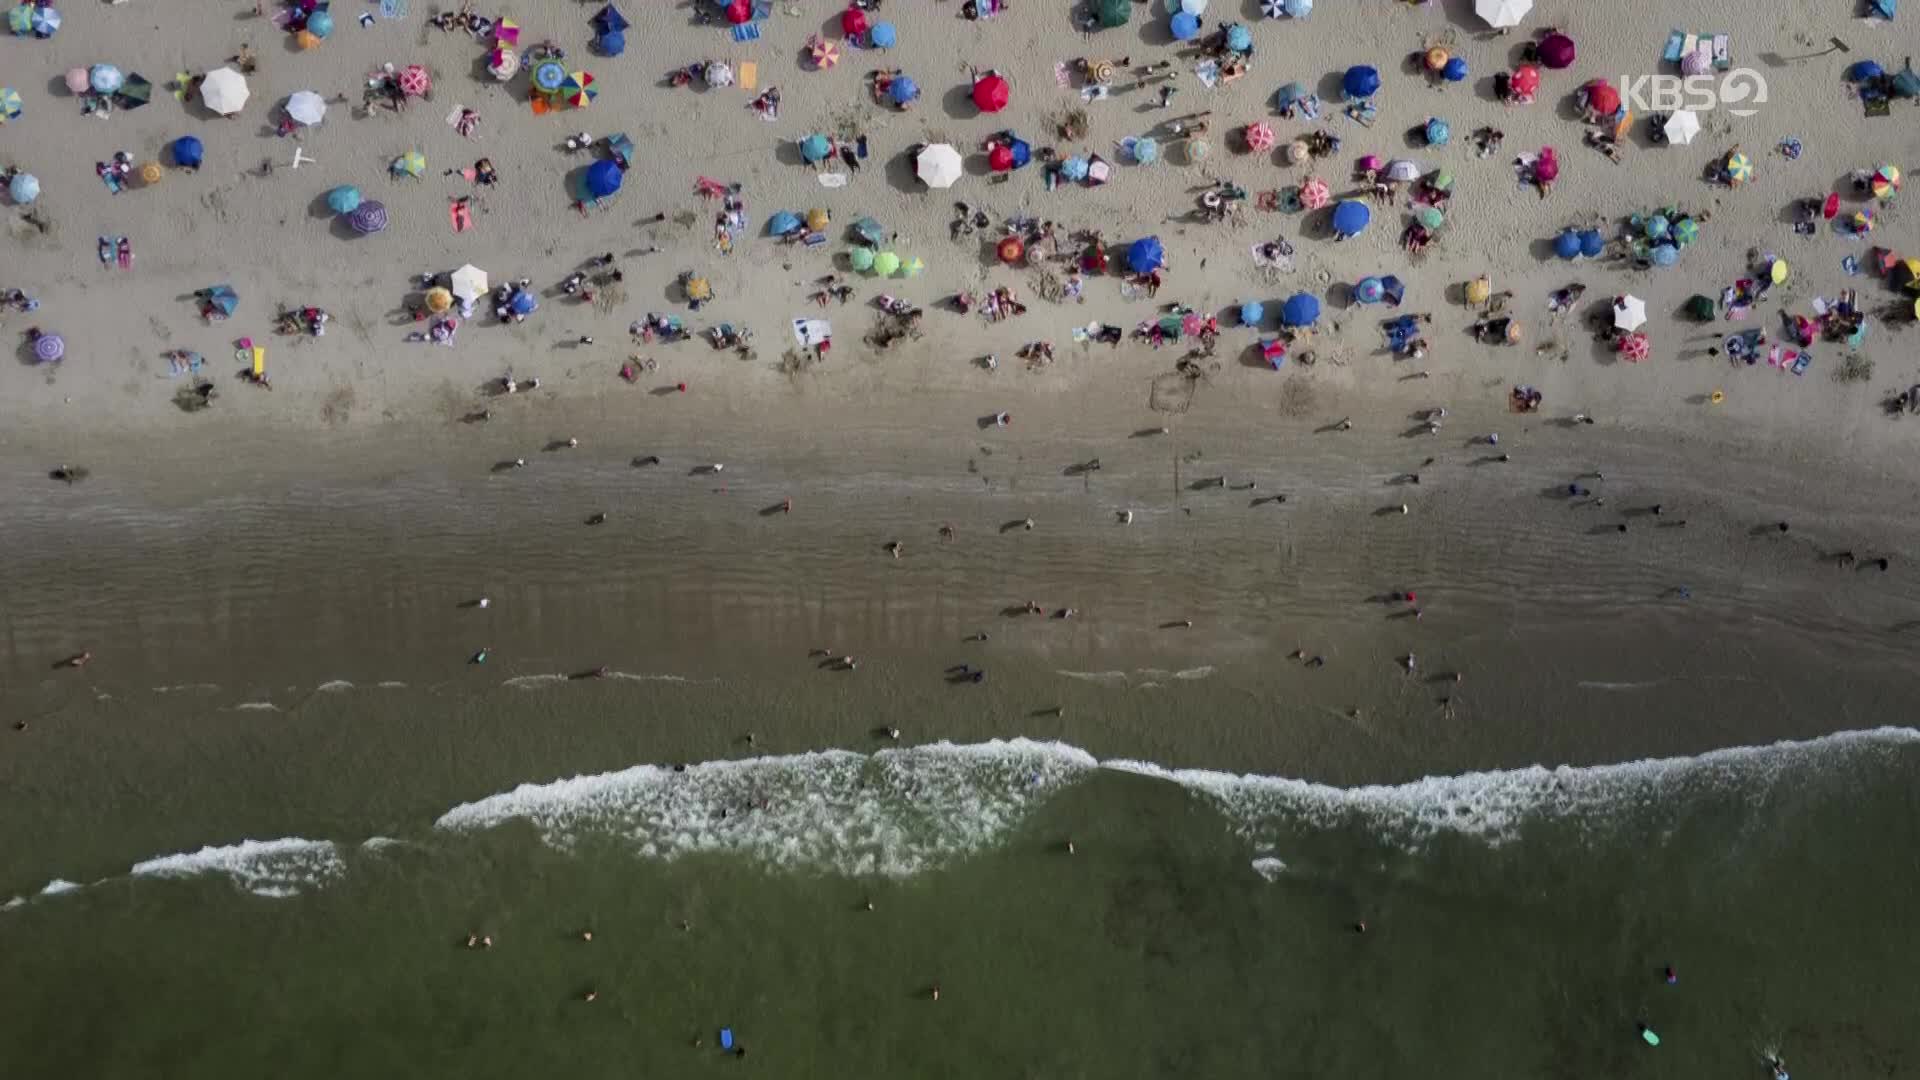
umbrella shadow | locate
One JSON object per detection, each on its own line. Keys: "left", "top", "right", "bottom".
{"left": 1135, "top": 18, "right": 1176, "bottom": 48}
{"left": 328, "top": 215, "right": 364, "bottom": 240}
{"left": 939, "top": 82, "right": 976, "bottom": 121}
{"left": 1469, "top": 74, "right": 1505, "bottom": 104}
{"left": 1527, "top": 236, "right": 1559, "bottom": 262}
{"left": 307, "top": 190, "right": 339, "bottom": 221}
{"left": 883, "top": 148, "right": 922, "bottom": 194}
{"left": 771, "top": 140, "right": 807, "bottom": 168}
{"left": 1313, "top": 70, "right": 1347, "bottom": 104}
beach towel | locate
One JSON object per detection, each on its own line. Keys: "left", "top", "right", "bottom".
{"left": 792, "top": 317, "right": 831, "bottom": 347}
{"left": 449, "top": 200, "right": 473, "bottom": 232}
{"left": 738, "top": 62, "right": 757, "bottom": 90}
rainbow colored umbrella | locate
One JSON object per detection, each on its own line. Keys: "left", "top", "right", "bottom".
{"left": 1724, "top": 151, "right": 1752, "bottom": 184}
{"left": 0, "top": 86, "right": 21, "bottom": 122}
{"left": 393, "top": 150, "right": 427, "bottom": 177}
{"left": 561, "top": 71, "right": 597, "bottom": 107}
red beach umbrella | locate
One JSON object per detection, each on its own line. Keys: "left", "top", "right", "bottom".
{"left": 973, "top": 73, "right": 1010, "bottom": 113}
{"left": 1511, "top": 64, "right": 1540, "bottom": 96}
{"left": 1582, "top": 79, "right": 1619, "bottom": 115}
{"left": 1618, "top": 331, "right": 1650, "bottom": 362}
{"left": 726, "top": 0, "right": 752, "bottom": 24}
{"left": 1822, "top": 192, "right": 1841, "bottom": 220}
{"left": 997, "top": 236, "right": 1025, "bottom": 264}
{"left": 398, "top": 63, "right": 431, "bottom": 97}
{"left": 988, "top": 143, "right": 1015, "bottom": 171}
{"left": 840, "top": 6, "right": 868, "bottom": 37}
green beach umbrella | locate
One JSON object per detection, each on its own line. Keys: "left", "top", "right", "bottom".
{"left": 1670, "top": 217, "right": 1699, "bottom": 246}
{"left": 848, "top": 246, "right": 875, "bottom": 272}
{"left": 873, "top": 251, "right": 901, "bottom": 276}
{"left": 1098, "top": 0, "right": 1131, "bottom": 28}
{"left": 1684, "top": 294, "right": 1716, "bottom": 320}
{"left": 1416, "top": 205, "right": 1445, "bottom": 229}
{"left": 1428, "top": 169, "right": 1454, "bottom": 192}
{"left": 6, "top": 5, "right": 31, "bottom": 34}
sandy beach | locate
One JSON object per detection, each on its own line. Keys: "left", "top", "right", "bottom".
{"left": 3, "top": 0, "right": 1919, "bottom": 1074}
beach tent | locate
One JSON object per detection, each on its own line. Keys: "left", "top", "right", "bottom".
{"left": 200, "top": 67, "right": 249, "bottom": 115}
{"left": 916, "top": 143, "right": 963, "bottom": 188}
{"left": 1281, "top": 292, "right": 1320, "bottom": 326}
{"left": 1475, "top": 0, "right": 1530, "bottom": 29}
{"left": 1662, "top": 110, "right": 1701, "bottom": 145}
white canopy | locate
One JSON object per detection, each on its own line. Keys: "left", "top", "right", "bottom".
{"left": 916, "top": 143, "right": 963, "bottom": 189}
{"left": 201, "top": 66, "right": 249, "bottom": 115}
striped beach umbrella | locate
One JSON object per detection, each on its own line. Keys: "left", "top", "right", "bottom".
{"left": 394, "top": 150, "right": 427, "bottom": 177}
{"left": 398, "top": 64, "right": 431, "bottom": 97}
{"left": 347, "top": 201, "right": 389, "bottom": 234}
{"left": 1243, "top": 122, "right": 1275, "bottom": 152}
{"left": 0, "top": 87, "right": 21, "bottom": 121}
{"left": 1724, "top": 151, "right": 1753, "bottom": 185}
{"left": 6, "top": 5, "right": 30, "bottom": 34}
{"left": 31, "top": 331, "right": 63, "bottom": 362}
{"left": 561, "top": 71, "right": 597, "bottom": 107}
{"left": 1298, "top": 176, "right": 1331, "bottom": 209}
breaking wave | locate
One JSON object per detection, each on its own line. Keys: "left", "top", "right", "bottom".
{"left": 129, "top": 839, "right": 344, "bottom": 899}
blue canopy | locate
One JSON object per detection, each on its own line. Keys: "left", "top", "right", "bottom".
{"left": 593, "top": 4, "right": 630, "bottom": 32}
{"left": 509, "top": 290, "right": 537, "bottom": 315}
{"left": 1059, "top": 156, "right": 1090, "bottom": 181}
{"left": 767, "top": 210, "right": 802, "bottom": 235}
{"left": 1354, "top": 277, "right": 1385, "bottom": 303}
{"left": 171, "top": 135, "right": 204, "bottom": 168}
{"left": 583, "top": 159, "right": 623, "bottom": 199}
{"left": 1239, "top": 300, "right": 1264, "bottom": 325}
{"left": 596, "top": 30, "right": 625, "bottom": 55}
{"left": 1225, "top": 24, "right": 1252, "bottom": 52}
{"left": 1127, "top": 236, "right": 1165, "bottom": 274}
{"left": 1868, "top": 0, "right": 1893, "bottom": 18}
{"left": 1553, "top": 229, "right": 1582, "bottom": 259}
{"left": 870, "top": 21, "right": 897, "bottom": 47}
{"left": 327, "top": 185, "right": 363, "bottom": 214}
{"left": 1170, "top": 11, "right": 1200, "bottom": 39}
{"left": 1649, "top": 243, "right": 1679, "bottom": 267}
{"left": 799, "top": 134, "right": 832, "bottom": 162}
{"left": 1281, "top": 292, "right": 1321, "bottom": 326}
{"left": 1331, "top": 200, "right": 1370, "bottom": 236}
{"left": 1343, "top": 65, "right": 1380, "bottom": 99}
{"left": 890, "top": 76, "right": 919, "bottom": 105}
{"left": 1578, "top": 229, "right": 1605, "bottom": 258}
{"left": 1442, "top": 57, "right": 1468, "bottom": 82}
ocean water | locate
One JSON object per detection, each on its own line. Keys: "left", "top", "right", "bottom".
{"left": 5, "top": 730, "right": 1918, "bottom": 1078}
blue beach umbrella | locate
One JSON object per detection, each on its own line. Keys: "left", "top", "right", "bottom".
{"left": 203, "top": 284, "right": 240, "bottom": 316}
{"left": 1239, "top": 300, "right": 1265, "bottom": 325}
{"left": 1645, "top": 214, "right": 1670, "bottom": 240}
{"left": 1847, "top": 60, "right": 1885, "bottom": 81}
{"left": 1226, "top": 24, "right": 1252, "bottom": 52}
{"left": 509, "top": 290, "right": 537, "bottom": 316}
{"left": 6, "top": 5, "right": 28, "bottom": 34}
{"left": 1424, "top": 117, "right": 1451, "bottom": 145}
{"left": 1131, "top": 136, "right": 1159, "bottom": 164}
{"left": 869, "top": 21, "right": 897, "bottom": 47}
{"left": 1285, "top": 0, "right": 1312, "bottom": 15}
{"left": 1331, "top": 199, "right": 1370, "bottom": 237}
{"left": 596, "top": 30, "right": 626, "bottom": 55}
{"left": 90, "top": 65, "right": 124, "bottom": 94}
{"left": 1578, "top": 229, "right": 1605, "bottom": 258}
{"left": 8, "top": 171, "right": 39, "bottom": 203}
{"left": 767, "top": 210, "right": 801, "bottom": 235}
{"left": 1343, "top": 64, "right": 1380, "bottom": 99}
{"left": 1354, "top": 276, "right": 1386, "bottom": 304}
{"left": 1127, "top": 236, "right": 1165, "bottom": 274}
{"left": 32, "top": 5, "right": 60, "bottom": 36}
{"left": 532, "top": 60, "right": 567, "bottom": 94}
{"left": 1276, "top": 81, "right": 1308, "bottom": 108}
{"left": 890, "top": 75, "right": 920, "bottom": 105}
{"left": 1442, "top": 57, "right": 1468, "bottom": 82}
{"left": 170, "top": 136, "right": 204, "bottom": 168}
{"left": 1170, "top": 11, "right": 1200, "bottom": 40}
{"left": 1059, "top": 156, "right": 1090, "bottom": 181}
{"left": 1649, "top": 243, "right": 1679, "bottom": 267}
{"left": 583, "top": 159, "right": 623, "bottom": 199}
{"left": 799, "top": 133, "right": 831, "bottom": 163}
{"left": 1553, "top": 229, "right": 1582, "bottom": 259}
{"left": 1281, "top": 292, "right": 1320, "bottom": 326}
{"left": 326, "top": 185, "right": 362, "bottom": 214}
{"left": 306, "top": 10, "right": 333, "bottom": 36}
{"left": 1007, "top": 137, "right": 1032, "bottom": 168}
{"left": 593, "top": 3, "right": 630, "bottom": 33}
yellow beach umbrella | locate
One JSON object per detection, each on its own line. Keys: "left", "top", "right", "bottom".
{"left": 1769, "top": 259, "right": 1788, "bottom": 285}
{"left": 424, "top": 287, "right": 453, "bottom": 314}
{"left": 806, "top": 207, "right": 830, "bottom": 231}
{"left": 1465, "top": 275, "right": 1491, "bottom": 305}
{"left": 873, "top": 251, "right": 901, "bottom": 276}
{"left": 1899, "top": 258, "right": 1920, "bottom": 292}
{"left": 138, "top": 161, "right": 164, "bottom": 185}
{"left": 685, "top": 276, "right": 713, "bottom": 301}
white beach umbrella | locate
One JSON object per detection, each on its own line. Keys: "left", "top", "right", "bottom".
{"left": 201, "top": 66, "right": 250, "bottom": 115}
{"left": 449, "top": 264, "right": 489, "bottom": 302}
{"left": 285, "top": 90, "right": 326, "bottom": 126}
{"left": 1475, "top": 0, "right": 1531, "bottom": 29}
{"left": 1383, "top": 159, "right": 1422, "bottom": 182}
{"left": 916, "top": 143, "right": 964, "bottom": 189}
{"left": 1662, "top": 109, "right": 1701, "bottom": 146}
{"left": 1613, "top": 295, "right": 1647, "bottom": 332}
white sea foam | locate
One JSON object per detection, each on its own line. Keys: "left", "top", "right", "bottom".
{"left": 502, "top": 671, "right": 713, "bottom": 690}
{"left": 360, "top": 836, "right": 404, "bottom": 851}
{"left": 501, "top": 674, "right": 567, "bottom": 690}
{"left": 129, "top": 838, "right": 344, "bottom": 898}
{"left": 152, "top": 683, "right": 220, "bottom": 695}
{"left": 39, "top": 879, "right": 81, "bottom": 896}
{"left": 316, "top": 680, "right": 355, "bottom": 693}
{"left": 1250, "top": 856, "right": 1288, "bottom": 882}
{"left": 1, "top": 896, "right": 22, "bottom": 911}
{"left": 232, "top": 702, "right": 281, "bottom": 713}
{"left": 436, "top": 738, "right": 1099, "bottom": 878}
{"left": 1058, "top": 666, "right": 1213, "bottom": 688}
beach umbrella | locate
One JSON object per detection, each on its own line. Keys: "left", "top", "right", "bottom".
{"left": 31, "top": 330, "right": 63, "bottom": 362}
{"left": 1583, "top": 80, "right": 1620, "bottom": 115}
{"left": 1425, "top": 48, "right": 1450, "bottom": 74}
{"left": 1847, "top": 60, "right": 1885, "bottom": 82}
{"left": 64, "top": 67, "right": 89, "bottom": 93}
{"left": 395, "top": 150, "right": 427, "bottom": 177}
{"left": 1172, "top": 0, "right": 1208, "bottom": 12}
{"left": 1331, "top": 200, "right": 1370, "bottom": 237}
{"left": 799, "top": 134, "right": 832, "bottom": 163}
{"left": 1287, "top": 140, "right": 1310, "bottom": 164}
{"left": 596, "top": 31, "right": 625, "bottom": 56}
{"left": 916, "top": 143, "right": 963, "bottom": 188}
{"left": 0, "top": 87, "right": 21, "bottom": 121}
{"left": 1354, "top": 277, "right": 1385, "bottom": 304}
{"left": 347, "top": 201, "right": 388, "bottom": 234}
{"left": 563, "top": 71, "right": 599, "bottom": 105}
{"left": 1007, "top": 138, "right": 1033, "bottom": 168}
{"left": 1648, "top": 243, "right": 1679, "bottom": 267}
{"left": 326, "top": 185, "right": 362, "bottom": 213}
{"left": 1684, "top": 294, "right": 1716, "bottom": 320}
{"left": 890, "top": 76, "right": 920, "bottom": 106}
{"left": 1239, "top": 300, "right": 1265, "bottom": 325}
{"left": 8, "top": 171, "right": 38, "bottom": 203}
{"left": 1465, "top": 275, "right": 1491, "bottom": 304}
{"left": 904, "top": 256, "right": 924, "bottom": 275}
{"left": 1276, "top": 81, "right": 1308, "bottom": 108}
{"left": 768, "top": 210, "right": 802, "bottom": 236}
{"left": 840, "top": 5, "right": 867, "bottom": 37}
{"left": 306, "top": 9, "right": 333, "bottom": 37}
{"left": 1618, "top": 331, "right": 1650, "bottom": 362}
{"left": 848, "top": 246, "right": 875, "bottom": 271}
{"left": 1553, "top": 229, "right": 1582, "bottom": 259}
{"left": 683, "top": 276, "right": 712, "bottom": 302}
{"left": 1428, "top": 169, "right": 1454, "bottom": 192}
{"left": 1087, "top": 60, "right": 1116, "bottom": 85}
{"left": 1443, "top": 57, "right": 1469, "bottom": 82}
{"left": 1298, "top": 176, "right": 1331, "bottom": 209}
{"left": 725, "top": 0, "right": 752, "bottom": 24}
{"left": 806, "top": 208, "right": 831, "bottom": 231}
{"left": 811, "top": 38, "right": 842, "bottom": 68}
{"left": 1131, "top": 136, "right": 1159, "bottom": 164}
{"left": 203, "top": 284, "right": 240, "bottom": 316}
{"left": 1769, "top": 258, "right": 1789, "bottom": 285}
{"left": 1724, "top": 151, "right": 1752, "bottom": 185}
{"left": 1475, "top": 0, "right": 1530, "bottom": 28}
{"left": 286, "top": 91, "right": 326, "bottom": 126}
{"left": 851, "top": 217, "right": 886, "bottom": 246}
{"left": 1059, "top": 156, "right": 1090, "bottom": 181}
{"left": 171, "top": 136, "right": 204, "bottom": 168}
{"left": 583, "top": 159, "right": 623, "bottom": 199}
{"left": 1821, "top": 193, "right": 1842, "bottom": 221}
{"left": 398, "top": 64, "right": 431, "bottom": 98}
{"left": 532, "top": 60, "right": 567, "bottom": 94}
{"left": 1098, "top": 0, "right": 1131, "bottom": 27}
{"left": 1645, "top": 215, "right": 1670, "bottom": 240}
{"left": 1281, "top": 292, "right": 1320, "bottom": 326}
{"left": 997, "top": 236, "right": 1025, "bottom": 264}
{"left": 1578, "top": 228, "right": 1605, "bottom": 257}
{"left": 1537, "top": 32, "right": 1575, "bottom": 70}
{"left": 488, "top": 47, "right": 519, "bottom": 81}
{"left": 1534, "top": 148, "right": 1559, "bottom": 183}
{"left": 1343, "top": 65, "right": 1380, "bottom": 99}
{"left": 509, "top": 290, "right": 537, "bottom": 316}
{"left": 1424, "top": 118, "right": 1450, "bottom": 146}
{"left": 1681, "top": 49, "right": 1712, "bottom": 77}
{"left": 1415, "top": 205, "right": 1446, "bottom": 230}
{"left": 6, "top": 5, "right": 29, "bottom": 34}
{"left": 116, "top": 74, "right": 152, "bottom": 108}
{"left": 1225, "top": 24, "right": 1252, "bottom": 52}
{"left": 1510, "top": 65, "right": 1540, "bottom": 97}
{"left": 90, "top": 65, "right": 124, "bottom": 94}
{"left": 1851, "top": 208, "right": 1874, "bottom": 233}
{"left": 972, "top": 73, "right": 1010, "bottom": 112}
{"left": 1873, "top": 165, "right": 1901, "bottom": 199}
{"left": 1613, "top": 294, "right": 1646, "bottom": 331}
{"left": 593, "top": 3, "right": 630, "bottom": 32}
{"left": 1662, "top": 110, "right": 1701, "bottom": 146}
{"left": 425, "top": 287, "right": 453, "bottom": 314}
{"left": 295, "top": 28, "right": 321, "bottom": 49}
{"left": 1169, "top": 7, "right": 1199, "bottom": 35}
{"left": 1244, "top": 122, "right": 1276, "bottom": 152}
{"left": 704, "top": 62, "right": 731, "bottom": 88}
{"left": 201, "top": 67, "right": 249, "bottom": 114}
{"left": 1183, "top": 138, "right": 1210, "bottom": 164}
{"left": 1670, "top": 218, "right": 1699, "bottom": 246}
{"left": 1284, "top": 0, "right": 1312, "bottom": 14}
{"left": 1384, "top": 159, "right": 1421, "bottom": 182}
{"left": 450, "top": 264, "right": 489, "bottom": 302}
{"left": 1127, "top": 237, "right": 1165, "bottom": 274}
{"left": 870, "top": 21, "right": 897, "bottom": 47}
{"left": 873, "top": 251, "right": 901, "bottom": 276}
{"left": 30, "top": 5, "right": 58, "bottom": 36}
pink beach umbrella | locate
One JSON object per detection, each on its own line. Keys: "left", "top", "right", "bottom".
{"left": 398, "top": 64, "right": 431, "bottom": 97}
{"left": 65, "top": 67, "right": 90, "bottom": 93}
{"left": 1534, "top": 147, "right": 1559, "bottom": 182}
{"left": 1298, "top": 176, "right": 1331, "bottom": 209}
{"left": 1537, "top": 32, "right": 1576, "bottom": 70}
{"left": 1680, "top": 49, "right": 1713, "bottom": 77}
{"left": 1243, "top": 122, "right": 1276, "bottom": 152}
{"left": 1617, "top": 331, "right": 1650, "bottom": 362}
